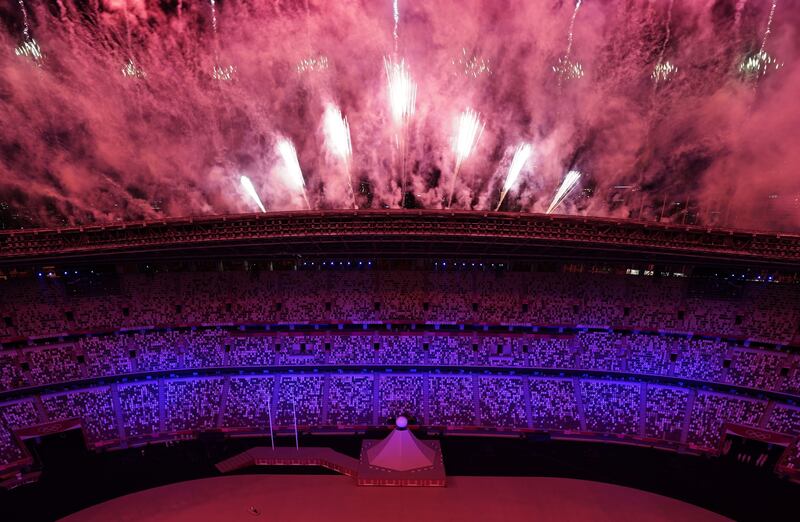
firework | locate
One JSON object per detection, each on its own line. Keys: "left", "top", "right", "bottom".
{"left": 322, "top": 104, "right": 356, "bottom": 208}
{"left": 393, "top": 0, "right": 400, "bottom": 51}
{"left": 384, "top": 56, "right": 416, "bottom": 206}
{"left": 554, "top": 0, "right": 584, "bottom": 84}
{"left": 277, "top": 138, "right": 310, "bottom": 209}
{"left": 296, "top": 55, "right": 329, "bottom": 74}
{"left": 384, "top": 57, "right": 417, "bottom": 126}
{"left": 496, "top": 144, "right": 532, "bottom": 211}
{"left": 14, "top": 38, "right": 43, "bottom": 65}
{"left": 323, "top": 105, "right": 352, "bottom": 163}
{"left": 212, "top": 64, "right": 236, "bottom": 81}
{"left": 565, "top": 0, "right": 583, "bottom": 58}
{"left": 739, "top": 51, "right": 782, "bottom": 79}
{"left": 761, "top": 0, "right": 777, "bottom": 52}
{"left": 240, "top": 175, "right": 266, "bottom": 213}
{"left": 553, "top": 57, "right": 584, "bottom": 80}
{"left": 122, "top": 59, "right": 146, "bottom": 79}
{"left": 651, "top": 61, "right": 677, "bottom": 83}
{"left": 448, "top": 108, "right": 485, "bottom": 208}
{"left": 209, "top": 0, "right": 218, "bottom": 36}
{"left": 547, "top": 170, "right": 582, "bottom": 214}
{"left": 453, "top": 108, "right": 484, "bottom": 171}
{"left": 652, "top": 0, "right": 676, "bottom": 86}
{"left": 739, "top": 1, "right": 781, "bottom": 83}
{"left": 453, "top": 48, "right": 491, "bottom": 78}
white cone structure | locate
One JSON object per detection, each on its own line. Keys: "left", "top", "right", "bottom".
{"left": 365, "top": 416, "right": 436, "bottom": 472}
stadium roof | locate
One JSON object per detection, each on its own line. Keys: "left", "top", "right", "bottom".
{"left": 0, "top": 210, "right": 798, "bottom": 267}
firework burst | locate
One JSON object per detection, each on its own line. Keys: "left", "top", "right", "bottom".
{"left": 296, "top": 55, "right": 329, "bottom": 74}
{"left": 651, "top": 61, "right": 677, "bottom": 83}
{"left": 14, "top": 38, "right": 43, "bottom": 66}
{"left": 212, "top": 64, "right": 236, "bottom": 81}
{"left": 122, "top": 59, "right": 146, "bottom": 79}
{"left": 453, "top": 48, "right": 491, "bottom": 78}
{"left": 553, "top": 57, "right": 584, "bottom": 81}
{"left": 739, "top": 51, "right": 783, "bottom": 80}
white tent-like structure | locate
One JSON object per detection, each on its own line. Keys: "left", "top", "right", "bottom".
{"left": 365, "top": 416, "right": 436, "bottom": 472}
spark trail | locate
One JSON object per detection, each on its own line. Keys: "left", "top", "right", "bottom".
{"left": 277, "top": 138, "right": 311, "bottom": 210}
{"left": 384, "top": 56, "right": 417, "bottom": 206}
{"left": 738, "top": 0, "right": 781, "bottom": 81}
{"left": 18, "top": 0, "right": 30, "bottom": 40}
{"left": 653, "top": 0, "right": 677, "bottom": 86}
{"left": 240, "top": 175, "right": 266, "bottom": 213}
{"left": 496, "top": 144, "right": 532, "bottom": 211}
{"left": 556, "top": 0, "right": 584, "bottom": 84}
{"left": 323, "top": 104, "right": 356, "bottom": 208}
{"left": 393, "top": 0, "right": 400, "bottom": 52}
{"left": 384, "top": 57, "right": 417, "bottom": 126}
{"left": 547, "top": 170, "right": 582, "bottom": 214}
{"left": 448, "top": 108, "right": 485, "bottom": 208}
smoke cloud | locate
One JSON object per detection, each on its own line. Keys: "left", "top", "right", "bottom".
{"left": 0, "top": 0, "right": 798, "bottom": 231}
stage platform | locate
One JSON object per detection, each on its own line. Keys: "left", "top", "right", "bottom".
{"left": 60, "top": 474, "right": 731, "bottom": 521}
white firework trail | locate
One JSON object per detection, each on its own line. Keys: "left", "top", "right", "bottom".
{"left": 18, "top": 0, "right": 30, "bottom": 40}
{"left": 565, "top": 0, "right": 583, "bottom": 59}
{"left": 556, "top": 0, "right": 585, "bottom": 83}
{"left": 496, "top": 143, "right": 533, "bottom": 211}
{"left": 322, "top": 104, "right": 356, "bottom": 208}
{"left": 393, "top": 0, "right": 400, "bottom": 52}
{"left": 760, "top": 0, "right": 777, "bottom": 54}
{"left": 277, "top": 138, "right": 310, "bottom": 210}
{"left": 210, "top": 0, "right": 218, "bottom": 36}
{"left": 14, "top": 0, "right": 43, "bottom": 66}
{"left": 448, "top": 108, "right": 485, "bottom": 208}
{"left": 653, "top": 0, "right": 676, "bottom": 86}
{"left": 738, "top": 1, "right": 782, "bottom": 82}
{"left": 547, "top": 170, "right": 582, "bottom": 214}
{"left": 240, "top": 176, "right": 266, "bottom": 213}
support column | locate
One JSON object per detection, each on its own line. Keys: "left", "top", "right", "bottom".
{"left": 523, "top": 376, "right": 533, "bottom": 429}
{"left": 680, "top": 389, "right": 697, "bottom": 445}
{"left": 216, "top": 376, "right": 231, "bottom": 429}
{"left": 320, "top": 374, "right": 331, "bottom": 425}
{"left": 271, "top": 375, "right": 282, "bottom": 429}
{"left": 111, "top": 383, "right": 126, "bottom": 444}
{"left": 422, "top": 373, "right": 430, "bottom": 426}
{"left": 759, "top": 400, "right": 776, "bottom": 429}
{"left": 573, "top": 378, "right": 587, "bottom": 432}
{"left": 372, "top": 374, "right": 381, "bottom": 425}
{"left": 473, "top": 374, "right": 481, "bottom": 426}
{"left": 158, "top": 378, "right": 166, "bottom": 433}
{"left": 639, "top": 382, "right": 647, "bottom": 438}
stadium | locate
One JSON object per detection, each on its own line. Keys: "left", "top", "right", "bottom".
{"left": 0, "top": 210, "right": 799, "bottom": 520}
{"left": 2, "top": 0, "right": 800, "bottom": 520}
